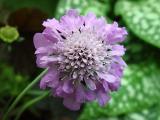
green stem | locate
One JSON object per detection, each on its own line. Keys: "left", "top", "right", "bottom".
{"left": 15, "top": 91, "right": 50, "bottom": 120}
{"left": 2, "top": 69, "right": 48, "bottom": 120}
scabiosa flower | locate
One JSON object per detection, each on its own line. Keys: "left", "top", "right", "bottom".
{"left": 33, "top": 9, "right": 127, "bottom": 110}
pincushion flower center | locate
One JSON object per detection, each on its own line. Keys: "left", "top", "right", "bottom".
{"left": 59, "top": 29, "right": 112, "bottom": 80}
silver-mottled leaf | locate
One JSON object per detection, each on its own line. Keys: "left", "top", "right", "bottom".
{"left": 115, "top": 0, "right": 160, "bottom": 48}
{"left": 79, "top": 61, "right": 160, "bottom": 119}
{"left": 56, "top": 0, "right": 110, "bottom": 19}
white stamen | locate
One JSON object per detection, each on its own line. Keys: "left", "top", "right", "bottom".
{"left": 58, "top": 28, "right": 112, "bottom": 80}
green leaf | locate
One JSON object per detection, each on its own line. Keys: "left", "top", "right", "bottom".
{"left": 115, "top": 0, "right": 160, "bottom": 48}
{"left": 0, "top": 26, "right": 19, "bottom": 43}
{"left": 78, "top": 104, "right": 160, "bottom": 120}
{"left": 79, "top": 61, "right": 160, "bottom": 119}
{"left": 125, "top": 105, "right": 160, "bottom": 120}
{"left": 55, "top": 0, "right": 110, "bottom": 19}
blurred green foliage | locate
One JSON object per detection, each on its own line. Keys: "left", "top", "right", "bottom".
{"left": 124, "top": 105, "right": 160, "bottom": 120}
{"left": 83, "top": 105, "right": 160, "bottom": 120}
{"left": 0, "top": 0, "right": 160, "bottom": 120}
{"left": 0, "top": 63, "right": 28, "bottom": 97}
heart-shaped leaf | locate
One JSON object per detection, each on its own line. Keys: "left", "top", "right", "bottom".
{"left": 55, "top": 0, "right": 110, "bottom": 19}
{"left": 115, "top": 0, "right": 160, "bottom": 48}
{"left": 79, "top": 61, "right": 160, "bottom": 119}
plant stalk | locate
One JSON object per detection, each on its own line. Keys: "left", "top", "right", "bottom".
{"left": 2, "top": 69, "right": 48, "bottom": 120}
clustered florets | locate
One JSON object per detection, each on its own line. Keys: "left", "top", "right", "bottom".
{"left": 34, "top": 9, "right": 127, "bottom": 110}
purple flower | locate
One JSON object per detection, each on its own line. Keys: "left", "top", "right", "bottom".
{"left": 33, "top": 9, "right": 127, "bottom": 110}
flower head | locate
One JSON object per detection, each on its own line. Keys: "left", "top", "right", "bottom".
{"left": 34, "top": 9, "right": 127, "bottom": 110}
